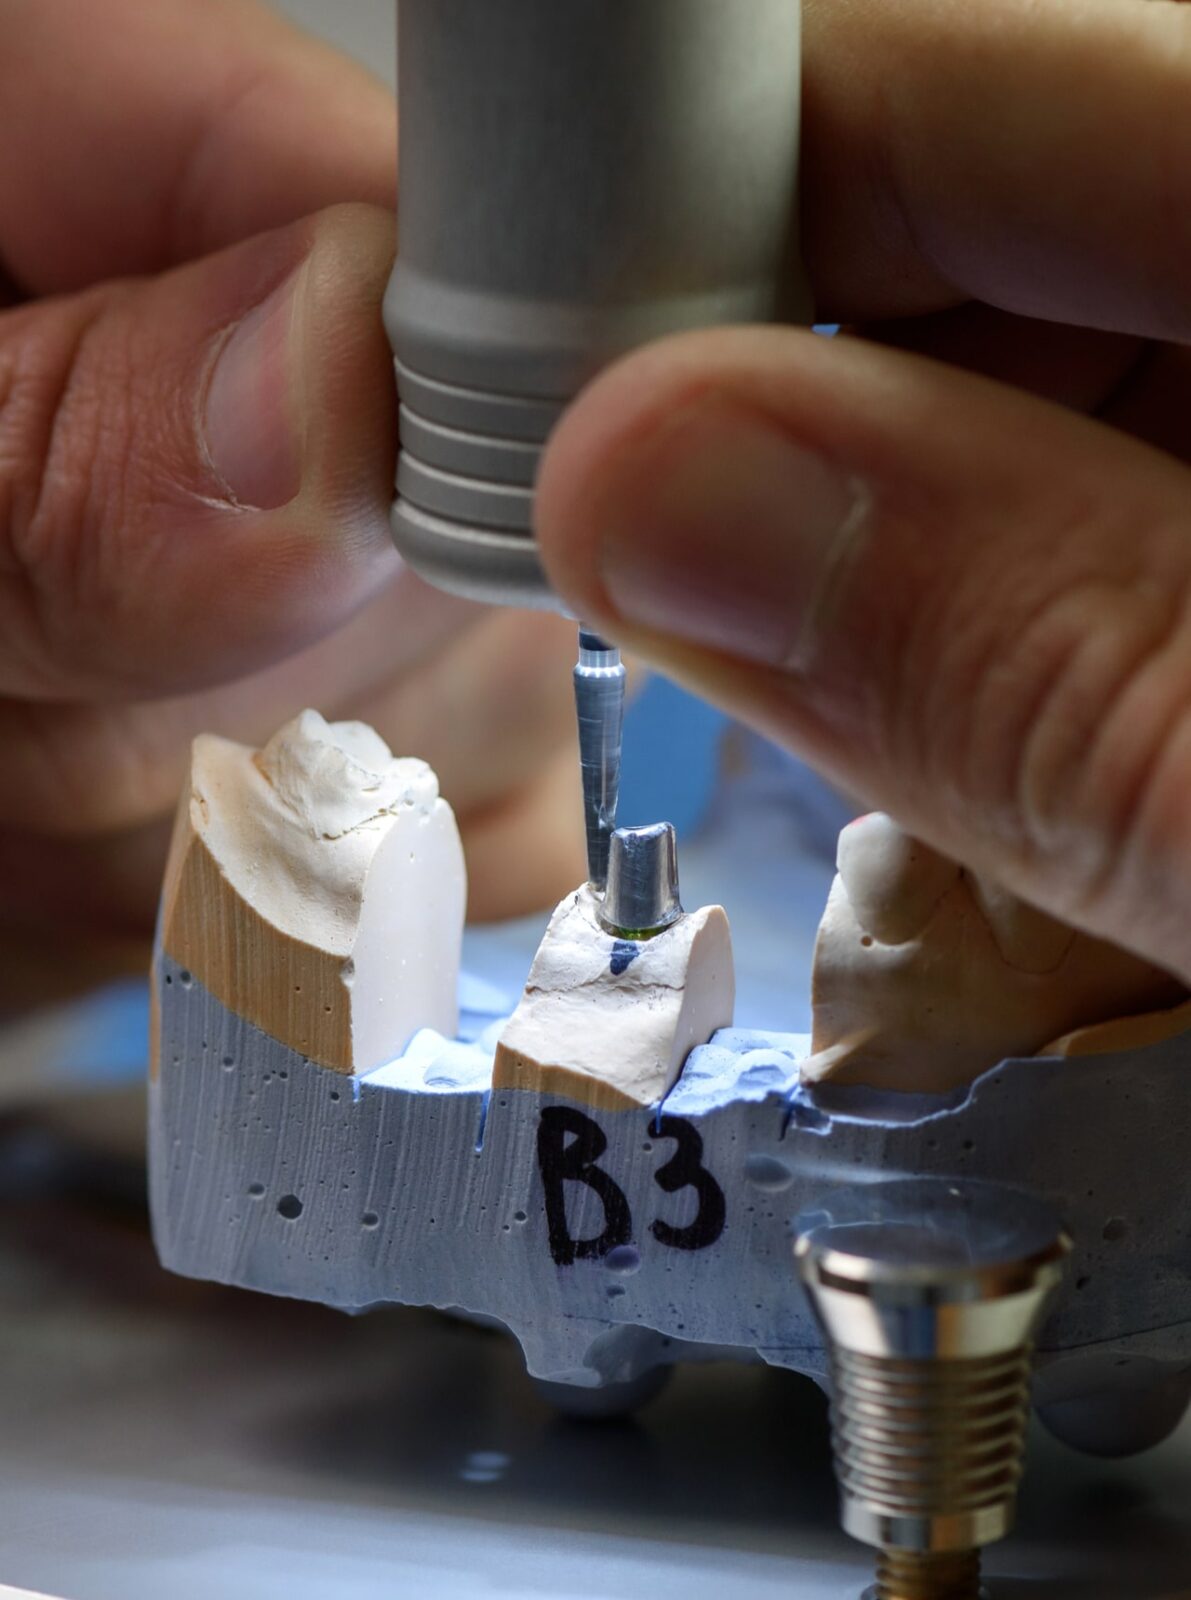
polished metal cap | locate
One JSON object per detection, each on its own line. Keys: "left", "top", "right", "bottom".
{"left": 795, "top": 1178, "right": 1070, "bottom": 1359}
{"left": 599, "top": 823, "right": 682, "bottom": 938}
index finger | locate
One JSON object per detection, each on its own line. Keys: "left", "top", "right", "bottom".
{"left": 804, "top": 0, "right": 1191, "bottom": 339}
{"left": 0, "top": 0, "right": 396, "bottom": 294}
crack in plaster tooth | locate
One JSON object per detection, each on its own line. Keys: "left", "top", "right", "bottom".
{"left": 534, "top": 971, "right": 686, "bottom": 999}
{"left": 495, "top": 890, "right": 734, "bottom": 1107}
{"left": 968, "top": 871, "right": 1075, "bottom": 974}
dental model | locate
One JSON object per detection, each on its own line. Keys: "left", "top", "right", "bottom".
{"left": 152, "top": 710, "right": 466, "bottom": 1079}
{"left": 494, "top": 860, "right": 735, "bottom": 1113}
{"left": 149, "top": 721, "right": 1191, "bottom": 1454}
{"left": 804, "top": 813, "right": 1186, "bottom": 1093}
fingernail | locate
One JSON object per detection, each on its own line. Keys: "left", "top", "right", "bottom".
{"left": 203, "top": 265, "right": 309, "bottom": 510}
{"left": 599, "top": 401, "right": 868, "bottom": 668}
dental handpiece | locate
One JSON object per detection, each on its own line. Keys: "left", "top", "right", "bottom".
{"left": 385, "top": 0, "right": 809, "bottom": 611}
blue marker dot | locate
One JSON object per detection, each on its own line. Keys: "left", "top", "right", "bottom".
{"left": 611, "top": 940, "right": 640, "bottom": 976}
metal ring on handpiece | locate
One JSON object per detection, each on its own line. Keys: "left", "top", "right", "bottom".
{"left": 386, "top": 0, "right": 808, "bottom": 609}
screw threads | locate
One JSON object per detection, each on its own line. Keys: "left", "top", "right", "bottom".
{"left": 795, "top": 1179, "right": 1069, "bottom": 1600}
{"left": 831, "top": 1346, "right": 1032, "bottom": 1548}
{"left": 873, "top": 1547, "right": 984, "bottom": 1599}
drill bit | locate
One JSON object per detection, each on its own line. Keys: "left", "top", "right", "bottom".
{"left": 573, "top": 627, "right": 626, "bottom": 894}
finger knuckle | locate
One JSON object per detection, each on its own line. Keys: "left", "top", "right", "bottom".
{"left": 0, "top": 292, "right": 131, "bottom": 694}
{"left": 925, "top": 514, "right": 1191, "bottom": 923}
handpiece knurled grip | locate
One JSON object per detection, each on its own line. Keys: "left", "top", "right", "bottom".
{"left": 386, "top": 0, "right": 808, "bottom": 609}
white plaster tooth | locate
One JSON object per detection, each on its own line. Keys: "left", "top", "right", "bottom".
{"left": 1041, "top": 997, "right": 1191, "bottom": 1059}
{"left": 836, "top": 813, "right": 960, "bottom": 946}
{"left": 493, "top": 885, "right": 736, "bottom": 1111}
{"left": 155, "top": 711, "right": 466, "bottom": 1077}
{"left": 968, "top": 873, "right": 1075, "bottom": 974}
{"left": 808, "top": 828, "right": 1187, "bottom": 1096}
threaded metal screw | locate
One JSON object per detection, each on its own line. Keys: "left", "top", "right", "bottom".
{"left": 833, "top": 1345, "right": 1032, "bottom": 1546}
{"left": 866, "top": 1547, "right": 984, "bottom": 1599}
{"left": 796, "top": 1179, "right": 1069, "bottom": 1600}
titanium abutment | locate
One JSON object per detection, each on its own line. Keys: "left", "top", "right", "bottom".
{"left": 386, "top": 0, "right": 807, "bottom": 608}
{"left": 599, "top": 823, "right": 683, "bottom": 939}
{"left": 795, "top": 1180, "right": 1070, "bottom": 1600}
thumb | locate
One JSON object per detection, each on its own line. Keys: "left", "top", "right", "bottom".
{"left": 536, "top": 328, "right": 1191, "bottom": 982}
{"left": 1, "top": 202, "right": 399, "bottom": 700}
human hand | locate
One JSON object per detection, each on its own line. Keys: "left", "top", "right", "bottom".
{"left": 538, "top": 0, "right": 1191, "bottom": 984}
{"left": 0, "top": 0, "right": 580, "bottom": 1006}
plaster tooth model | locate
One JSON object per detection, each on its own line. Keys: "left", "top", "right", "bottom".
{"left": 493, "top": 885, "right": 736, "bottom": 1112}
{"left": 805, "top": 813, "right": 1186, "bottom": 1094}
{"left": 153, "top": 710, "right": 466, "bottom": 1077}
{"left": 149, "top": 736, "right": 1191, "bottom": 1452}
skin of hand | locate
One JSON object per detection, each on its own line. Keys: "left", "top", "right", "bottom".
{"left": 0, "top": 0, "right": 583, "bottom": 1008}
{"left": 538, "top": 0, "right": 1191, "bottom": 988}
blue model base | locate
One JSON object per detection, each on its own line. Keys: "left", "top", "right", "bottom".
{"left": 150, "top": 954, "right": 1191, "bottom": 1450}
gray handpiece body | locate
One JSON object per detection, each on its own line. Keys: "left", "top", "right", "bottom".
{"left": 386, "top": 0, "right": 807, "bottom": 609}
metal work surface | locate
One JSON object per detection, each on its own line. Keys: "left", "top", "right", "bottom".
{"left": 1, "top": 1163, "right": 1190, "bottom": 1600}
